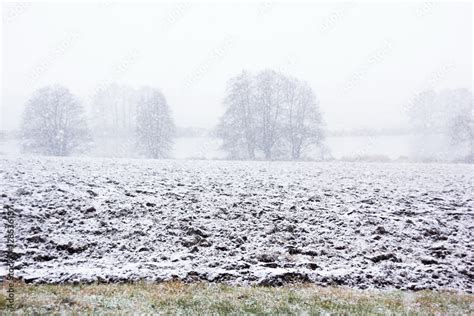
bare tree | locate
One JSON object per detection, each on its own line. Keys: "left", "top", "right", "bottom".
{"left": 409, "top": 89, "right": 473, "bottom": 161}
{"left": 282, "top": 77, "right": 324, "bottom": 159}
{"left": 254, "top": 70, "right": 286, "bottom": 159}
{"left": 217, "top": 70, "right": 325, "bottom": 160}
{"left": 135, "top": 87, "right": 175, "bottom": 158}
{"left": 446, "top": 89, "right": 473, "bottom": 162}
{"left": 91, "top": 84, "right": 138, "bottom": 136}
{"left": 21, "top": 85, "right": 90, "bottom": 156}
{"left": 216, "top": 71, "right": 256, "bottom": 159}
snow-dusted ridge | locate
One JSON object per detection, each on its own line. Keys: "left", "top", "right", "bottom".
{"left": 0, "top": 157, "right": 472, "bottom": 292}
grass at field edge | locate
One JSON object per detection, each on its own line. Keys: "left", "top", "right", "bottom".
{"left": 1, "top": 281, "right": 473, "bottom": 315}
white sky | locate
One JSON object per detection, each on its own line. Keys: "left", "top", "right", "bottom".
{"left": 1, "top": 1, "right": 472, "bottom": 131}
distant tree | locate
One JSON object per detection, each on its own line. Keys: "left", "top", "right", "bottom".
{"left": 282, "top": 76, "right": 324, "bottom": 160}
{"left": 408, "top": 90, "right": 439, "bottom": 132}
{"left": 445, "top": 89, "right": 473, "bottom": 162}
{"left": 409, "top": 88, "right": 473, "bottom": 161}
{"left": 20, "top": 85, "right": 90, "bottom": 156}
{"left": 254, "top": 70, "right": 286, "bottom": 159}
{"left": 216, "top": 71, "right": 256, "bottom": 159}
{"left": 135, "top": 87, "right": 175, "bottom": 158}
{"left": 91, "top": 84, "right": 138, "bottom": 136}
{"left": 217, "top": 70, "right": 325, "bottom": 160}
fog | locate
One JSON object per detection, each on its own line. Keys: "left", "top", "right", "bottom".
{"left": 2, "top": 2, "right": 474, "bottom": 303}
{"left": 1, "top": 2, "right": 472, "bottom": 161}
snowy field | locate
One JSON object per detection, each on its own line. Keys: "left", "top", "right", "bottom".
{"left": 0, "top": 157, "right": 472, "bottom": 292}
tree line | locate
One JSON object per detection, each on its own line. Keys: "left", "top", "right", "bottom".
{"left": 20, "top": 69, "right": 326, "bottom": 160}
{"left": 19, "top": 71, "right": 472, "bottom": 161}
{"left": 21, "top": 85, "right": 174, "bottom": 158}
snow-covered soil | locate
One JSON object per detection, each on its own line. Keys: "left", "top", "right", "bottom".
{"left": 1, "top": 157, "right": 472, "bottom": 292}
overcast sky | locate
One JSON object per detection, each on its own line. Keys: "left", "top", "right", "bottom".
{"left": 1, "top": 2, "right": 472, "bottom": 131}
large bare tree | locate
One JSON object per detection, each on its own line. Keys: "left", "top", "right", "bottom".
{"left": 135, "top": 87, "right": 175, "bottom": 158}
{"left": 216, "top": 71, "right": 256, "bottom": 159}
{"left": 21, "top": 85, "right": 90, "bottom": 156}
{"left": 217, "top": 70, "right": 325, "bottom": 160}
{"left": 254, "top": 70, "right": 287, "bottom": 159}
{"left": 282, "top": 77, "right": 324, "bottom": 160}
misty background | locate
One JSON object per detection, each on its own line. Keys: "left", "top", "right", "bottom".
{"left": 1, "top": 2, "right": 472, "bottom": 161}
